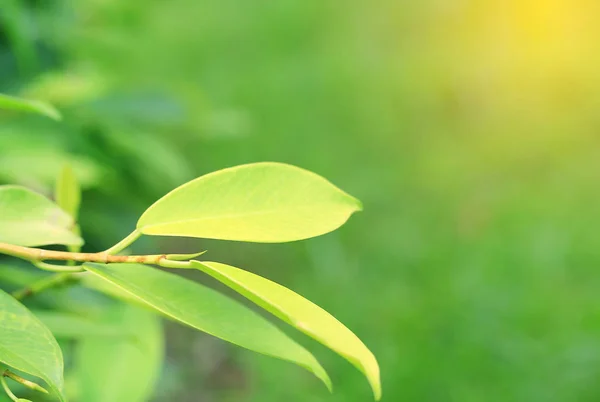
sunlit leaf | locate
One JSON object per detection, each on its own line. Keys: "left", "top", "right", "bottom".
{"left": 0, "top": 186, "right": 83, "bottom": 247}
{"left": 0, "top": 289, "right": 66, "bottom": 401}
{"left": 83, "top": 263, "right": 332, "bottom": 390}
{"left": 55, "top": 165, "right": 81, "bottom": 221}
{"left": 137, "top": 162, "right": 362, "bottom": 243}
{"left": 77, "top": 304, "right": 163, "bottom": 402}
{"left": 191, "top": 260, "right": 381, "bottom": 400}
{"left": 0, "top": 93, "right": 61, "bottom": 121}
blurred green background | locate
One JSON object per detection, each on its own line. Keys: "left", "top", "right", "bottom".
{"left": 3, "top": 0, "right": 600, "bottom": 401}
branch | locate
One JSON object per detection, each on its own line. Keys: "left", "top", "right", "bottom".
{"left": 0, "top": 242, "right": 169, "bottom": 265}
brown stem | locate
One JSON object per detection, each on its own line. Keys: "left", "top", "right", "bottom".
{"left": 0, "top": 242, "right": 167, "bottom": 265}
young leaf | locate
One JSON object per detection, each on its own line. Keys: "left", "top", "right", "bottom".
{"left": 0, "top": 289, "right": 66, "bottom": 401}
{"left": 0, "top": 93, "right": 61, "bottom": 121}
{"left": 82, "top": 263, "right": 332, "bottom": 390}
{"left": 54, "top": 165, "right": 81, "bottom": 221}
{"left": 77, "top": 304, "right": 163, "bottom": 402}
{"left": 191, "top": 261, "right": 381, "bottom": 400}
{"left": 137, "top": 162, "right": 362, "bottom": 243}
{"left": 54, "top": 165, "right": 83, "bottom": 256}
{"left": 0, "top": 186, "right": 83, "bottom": 247}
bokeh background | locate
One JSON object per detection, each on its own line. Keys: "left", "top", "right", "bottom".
{"left": 3, "top": 0, "right": 600, "bottom": 401}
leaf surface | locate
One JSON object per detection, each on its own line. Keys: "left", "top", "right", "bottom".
{"left": 83, "top": 263, "right": 331, "bottom": 390}
{"left": 191, "top": 260, "right": 381, "bottom": 400}
{"left": 77, "top": 304, "right": 163, "bottom": 402}
{"left": 54, "top": 165, "right": 81, "bottom": 221}
{"left": 0, "top": 289, "right": 66, "bottom": 401}
{"left": 0, "top": 186, "right": 82, "bottom": 247}
{"left": 137, "top": 162, "right": 362, "bottom": 243}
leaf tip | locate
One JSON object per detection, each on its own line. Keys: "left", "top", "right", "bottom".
{"left": 166, "top": 250, "right": 207, "bottom": 261}
{"left": 365, "top": 358, "right": 381, "bottom": 400}
{"left": 353, "top": 197, "right": 364, "bottom": 212}
{"left": 373, "top": 382, "right": 382, "bottom": 401}
{"left": 32, "top": 100, "right": 62, "bottom": 121}
{"left": 311, "top": 362, "right": 333, "bottom": 393}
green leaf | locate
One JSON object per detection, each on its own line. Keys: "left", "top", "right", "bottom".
{"left": 83, "top": 263, "right": 331, "bottom": 390}
{"left": 137, "top": 162, "right": 362, "bottom": 243}
{"left": 80, "top": 274, "right": 144, "bottom": 307}
{"left": 54, "top": 165, "right": 82, "bottom": 255}
{"left": 77, "top": 304, "right": 163, "bottom": 402}
{"left": 33, "top": 311, "right": 128, "bottom": 339}
{"left": 191, "top": 261, "right": 381, "bottom": 400}
{"left": 0, "top": 289, "right": 66, "bottom": 401}
{"left": 0, "top": 264, "right": 45, "bottom": 288}
{"left": 54, "top": 165, "right": 81, "bottom": 221}
{"left": 0, "top": 144, "right": 102, "bottom": 191}
{"left": 0, "top": 93, "right": 61, "bottom": 121}
{"left": 0, "top": 186, "right": 83, "bottom": 247}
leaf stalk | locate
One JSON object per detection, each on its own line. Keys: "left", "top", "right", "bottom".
{"left": 102, "top": 229, "right": 142, "bottom": 255}
{"left": 2, "top": 369, "right": 48, "bottom": 399}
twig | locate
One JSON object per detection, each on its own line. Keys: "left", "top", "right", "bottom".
{"left": 0, "top": 242, "right": 169, "bottom": 265}
{"left": 1, "top": 369, "right": 48, "bottom": 401}
{"left": 12, "top": 272, "right": 78, "bottom": 301}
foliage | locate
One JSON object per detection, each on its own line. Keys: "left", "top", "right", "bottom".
{"left": 0, "top": 105, "right": 379, "bottom": 402}
{"left": 0, "top": 288, "right": 64, "bottom": 400}
{"left": 0, "top": 187, "right": 82, "bottom": 248}
{"left": 7, "top": 2, "right": 600, "bottom": 402}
